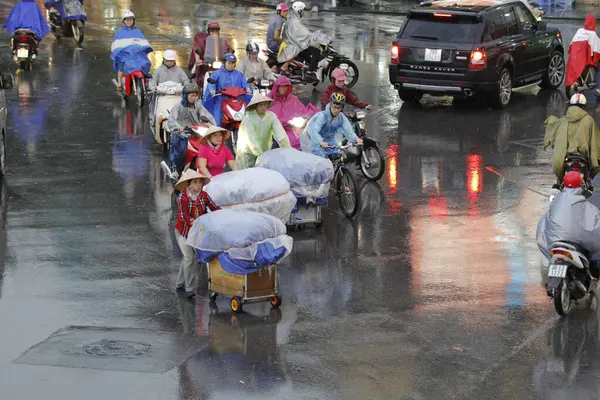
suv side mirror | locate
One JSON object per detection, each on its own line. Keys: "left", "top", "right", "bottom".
{"left": 536, "top": 20, "right": 547, "bottom": 31}
{"left": 1, "top": 73, "right": 13, "bottom": 91}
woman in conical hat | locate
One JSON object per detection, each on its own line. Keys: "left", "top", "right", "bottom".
{"left": 196, "top": 125, "right": 239, "bottom": 178}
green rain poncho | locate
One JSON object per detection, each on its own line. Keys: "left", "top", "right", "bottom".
{"left": 235, "top": 109, "right": 291, "bottom": 169}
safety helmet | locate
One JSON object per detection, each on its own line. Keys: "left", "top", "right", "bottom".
{"left": 246, "top": 42, "right": 260, "bottom": 54}
{"left": 570, "top": 93, "right": 587, "bottom": 106}
{"left": 163, "top": 49, "right": 177, "bottom": 61}
{"left": 292, "top": 1, "right": 306, "bottom": 12}
{"left": 331, "top": 68, "right": 347, "bottom": 82}
{"left": 223, "top": 53, "right": 237, "bottom": 63}
{"left": 183, "top": 83, "right": 200, "bottom": 94}
{"left": 277, "top": 3, "right": 289, "bottom": 11}
{"left": 330, "top": 92, "right": 346, "bottom": 106}
{"left": 207, "top": 21, "right": 220, "bottom": 31}
{"left": 564, "top": 171, "right": 583, "bottom": 188}
{"left": 122, "top": 10, "right": 135, "bottom": 21}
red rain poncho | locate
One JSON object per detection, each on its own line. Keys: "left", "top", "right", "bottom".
{"left": 267, "top": 75, "right": 318, "bottom": 149}
{"left": 565, "top": 14, "right": 600, "bottom": 87}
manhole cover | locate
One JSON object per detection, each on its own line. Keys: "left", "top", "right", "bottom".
{"left": 80, "top": 340, "right": 151, "bottom": 357}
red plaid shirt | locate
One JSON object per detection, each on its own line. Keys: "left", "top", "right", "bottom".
{"left": 175, "top": 190, "right": 220, "bottom": 237}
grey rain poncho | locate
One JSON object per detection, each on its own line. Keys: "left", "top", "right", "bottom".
{"left": 277, "top": 10, "right": 331, "bottom": 63}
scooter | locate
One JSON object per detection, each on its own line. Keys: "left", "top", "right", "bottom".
{"left": 160, "top": 120, "right": 212, "bottom": 183}
{"left": 566, "top": 66, "right": 595, "bottom": 98}
{"left": 113, "top": 70, "right": 151, "bottom": 107}
{"left": 11, "top": 30, "right": 38, "bottom": 71}
{"left": 248, "top": 77, "right": 274, "bottom": 96}
{"left": 547, "top": 241, "right": 597, "bottom": 316}
{"left": 344, "top": 109, "right": 385, "bottom": 182}
{"left": 263, "top": 45, "right": 360, "bottom": 88}
{"left": 46, "top": 0, "right": 86, "bottom": 45}
{"left": 552, "top": 155, "right": 594, "bottom": 196}
{"left": 206, "top": 77, "right": 249, "bottom": 153}
{"left": 151, "top": 81, "right": 184, "bottom": 153}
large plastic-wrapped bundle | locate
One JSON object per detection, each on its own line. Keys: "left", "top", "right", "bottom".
{"left": 255, "top": 148, "right": 334, "bottom": 204}
{"left": 186, "top": 210, "right": 293, "bottom": 275}
{"left": 536, "top": 188, "right": 600, "bottom": 259}
{"left": 204, "top": 167, "right": 296, "bottom": 222}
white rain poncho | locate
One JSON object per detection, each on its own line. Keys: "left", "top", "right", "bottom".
{"left": 256, "top": 148, "right": 334, "bottom": 203}
{"left": 186, "top": 210, "right": 293, "bottom": 275}
{"left": 277, "top": 11, "right": 331, "bottom": 63}
{"left": 203, "top": 167, "right": 296, "bottom": 222}
{"left": 536, "top": 188, "right": 600, "bottom": 259}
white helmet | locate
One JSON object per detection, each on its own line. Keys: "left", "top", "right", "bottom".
{"left": 163, "top": 49, "right": 177, "bottom": 61}
{"left": 570, "top": 93, "right": 587, "bottom": 106}
{"left": 122, "top": 10, "right": 135, "bottom": 21}
{"left": 292, "top": 1, "right": 306, "bottom": 12}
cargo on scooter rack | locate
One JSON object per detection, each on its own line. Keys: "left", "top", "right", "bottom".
{"left": 151, "top": 81, "right": 184, "bottom": 153}
{"left": 11, "top": 30, "right": 38, "bottom": 71}
{"left": 45, "top": 0, "right": 86, "bottom": 45}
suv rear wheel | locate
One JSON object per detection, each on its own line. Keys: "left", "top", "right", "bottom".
{"left": 488, "top": 68, "right": 512, "bottom": 108}
{"left": 398, "top": 89, "right": 423, "bottom": 104}
{"left": 541, "top": 50, "right": 565, "bottom": 89}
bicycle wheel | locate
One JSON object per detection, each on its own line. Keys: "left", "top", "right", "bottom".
{"left": 336, "top": 166, "right": 359, "bottom": 218}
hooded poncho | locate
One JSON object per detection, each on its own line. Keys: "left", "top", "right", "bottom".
{"left": 4, "top": 0, "right": 50, "bottom": 39}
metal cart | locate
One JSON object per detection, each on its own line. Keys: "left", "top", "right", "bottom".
{"left": 287, "top": 198, "right": 326, "bottom": 228}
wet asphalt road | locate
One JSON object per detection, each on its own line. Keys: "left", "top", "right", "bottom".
{"left": 0, "top": 1, "right": 599, "bottom": 399}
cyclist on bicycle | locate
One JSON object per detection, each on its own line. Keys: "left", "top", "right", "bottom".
{"left": 300, "top": 93, "right": 362, "bottom": 157}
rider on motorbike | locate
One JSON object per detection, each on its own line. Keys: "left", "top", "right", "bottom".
{"left": 237, "top": 42, "right": 276, "bottom": 84}
{"left": 544, "top": 93, "right": 600, "bottom": 182}
{"left": 202, "top": 53, "right": 252, "bottom": 126}
{"left": 267, "top": 3, "right": 288, "bottom": 54}
{"left": 148, "top": 49, "right": 189, "bottom": 90}
{"left": 320, "top": 68, "right": 371, "bottom": 110}
{"left": 3, "top": 0, "right": 50, "bottom": 47}
{"left": 111, "top": 11, "right": 152, "bottom": 92}
{"left": 188, "top": 21, "right": 234, "bottom": 90}
{"left": 565, "top": 14, "right": 600, "bottom": 94}
{"left": 300, "top": 93, "right": 362, "bottom": 157}
{"left": 168, "top": 83, "right": 216, "bottom": 134}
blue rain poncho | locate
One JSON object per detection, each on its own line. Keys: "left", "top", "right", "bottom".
{"left": 299, "top": 103, "right": 358, "bottom": 157}
{"left": 3, "top": 0, "right": 50, "bottom": 39}
{"left": 110, "top": 26, "right": 153, "bottom": 74}
{"left": 44, "top": 0, "right": 86, "bottom": 21}
{"left": 202, "top": 66, "right": 251, "bottom": 126}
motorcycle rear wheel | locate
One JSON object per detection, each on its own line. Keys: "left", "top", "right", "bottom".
{"left": 553, "top": 278, "right": 572, "bottom": 316}
{"left": 329, "top": 60, "right": 359, "bottom": 89}
{"left": 71, "top": 23, "right": 84, "bottom": 45}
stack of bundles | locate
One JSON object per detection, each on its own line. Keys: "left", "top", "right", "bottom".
{"left": 186, "top": 209, "right": 293, "bottom": 274}
{"left": 255, "top": 148, "right": 334, "bottom": 206}
{"left": 204, "top": 167, "right": 296, "bottom": 223}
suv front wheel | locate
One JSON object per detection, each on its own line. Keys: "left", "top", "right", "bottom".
{"left": 489, "top": 68, "right": 512, "bottom": 108}
{"left": 541, "top": 50, "right": 565, "bottom": 89}
{"left": 398, "top": 89, "right": 423, "bottom": 104}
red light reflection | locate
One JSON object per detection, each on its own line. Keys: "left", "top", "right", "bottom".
{"left": 466, "top": 154, "right": 483, "bottom": 197}
{"left": 387, "top": 144, "right": 400, "bottom": 191}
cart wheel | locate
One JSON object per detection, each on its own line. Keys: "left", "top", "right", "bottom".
{"left": 314, "top": 221, "right": 323, "bottom": 228}
{"left": 230, "top": 296, "right": 243, "bottom": 313}
{"left": 209, "top": 291, "right": 218, "bottom": 302}
{"left": 269, "top": 295, "right": 282, "bottom": 308}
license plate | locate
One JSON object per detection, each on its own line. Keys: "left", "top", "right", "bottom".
{"left": 548, "top": 264, "right": 568, "bottom": 278}
{"left": 424, "top": 48, "right": 442, "bottom": 62}
{"left": 17, "top": 48, "right": 29, "bottom": 58}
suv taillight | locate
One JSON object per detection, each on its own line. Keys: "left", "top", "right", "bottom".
{"left": 391, "top": 45, "right": 400, "bottom": 63}
{"left": 469, "top": 49, "right": 486, "bottom": 69}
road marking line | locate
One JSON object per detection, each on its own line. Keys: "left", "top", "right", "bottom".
{"left": 486, "top": 165, "right": 548, "bottom": 196}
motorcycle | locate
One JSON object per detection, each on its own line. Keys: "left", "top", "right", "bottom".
{"left": 160, "top": 121, "right": 211, "bottom": 183}
{"left": 11, "top": 30, "right": 38, "bottom": 71}
{"left": 566, "top": 65, "right": 595, "bottom": 98}
{"left": 552, "top": 155, "right": 594, "bottom": 195}
{"left": 547, "top": 241, "right": 597, "bottom": 316}
{"left": 206, "top": 77, "right": 249, "bottom": 154}
{"left": 263, "top": 45, "right": 360, "bottom": 88}
{"left": 113, "top": 70, "right": 151, "bottom": 107}
{"left": 344, "top": 109, "right": 385, "bottom": 182}
{"left": 151, "top": 81, "right": 184, "bottom": 153}
{"left": 248, "top": 77, "right": 274, "bottom": 96}
{"left": 46, "top": 0, "right": 86, "bottom": 45}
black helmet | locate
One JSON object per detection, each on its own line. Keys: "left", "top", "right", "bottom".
{"left": 246, "top": 42, "right": 260, "bottom": 54}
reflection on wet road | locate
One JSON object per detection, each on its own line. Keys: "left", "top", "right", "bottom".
{"left": 0, "top": 1, "right": 599, "bottom": 399}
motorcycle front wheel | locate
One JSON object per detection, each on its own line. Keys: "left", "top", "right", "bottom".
{"left": 71, "top": 22, "right": 84, "bottom": 45}
{"left": 360, "top": 146, "right": 385, "bottom": 182}
{"left": 329, "top": 60, "right": 359, "bottom": 89}
{"left": 554, "top": 278, "right": 573, "bottom": 316}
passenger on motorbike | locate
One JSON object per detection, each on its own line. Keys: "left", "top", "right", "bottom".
{"left": 203, "top": 53, "right": 252, "bottom": 126}
{"left": 544, "top": 93, "right": 600, "bottom": 182}
{"left": 187, "top": 21, "right": 234, "bottom": 90}
{"left": 3, "top": 0, "right": 50, "bottom": 45}
{"left": 236, "top": 93, "right": 291, "bottom": 169}
{"left": 237, "top": 42, "right": 275, "bottom": 84}
{"left": 300, "top": 93, "right": 362, "bottom": 157}
{"left": 320, "top": 68, "right": 371, "bottom": 110}
{"left": 196, "top": 125, "right": 239, "bottom": 178}
{"left": 268, "top": 74, "right": 318, "bottom": 149}
{"left": 167, "top": 83, "right": 216, "bottom": 134}
{"left": 267, "top": 3, "right": 288, "bottom": 54}
{"left": 565, "top": 14, "right": 600, "bottom": 95}
{"left": 111, "top": 11, "right": 152, "bottom": 92}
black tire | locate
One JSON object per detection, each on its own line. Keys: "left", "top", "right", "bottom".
{"left": 360, "top": 146, "right": 385, "bottom": 182}
{"left": 398, "top": 89, "right": 422, "bottom": 104}
{"left": 336, "top": 166, "right": 359, "bottom": 218}
{"left": 329, "top": 60, "right": 359, "bottom": 88}
{"left": 135, "top": 77, "right": 145, "bottom": 106}
{"left": 19, "top": 61, "right": 27, "bottom": 70}
{"left": 553, "top": 278, "right": 572, "bottom": 316}
{"left": 489, "top": 68, "right": 512, "bottom": 108}
{"left": 0, "top": 131, "right": 5, "bottom": 179}
{"left": 209, "top": 291, "right": 218, "bottom": 302}
{"left": 230, "top": 296, "right": 243, "bottom": 313}
{"left": 269, "top": 295, "right": 282, "bottom": 308}
{"left": 542, "top": 50, "right": 565, "bottom": 89}
{"left": 72, "top": 23, "right": 84, "bottom": 45}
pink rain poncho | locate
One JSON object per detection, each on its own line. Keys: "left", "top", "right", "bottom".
{"left": 268, "top": 75, "right": 318, "bottom": 149}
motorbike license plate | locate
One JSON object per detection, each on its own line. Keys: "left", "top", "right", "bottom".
{"left": 548, "top": 264, "right": 568, "bottom": 278}
{"left": 424, "top": 48, "right": 442, "bottom": 62}
{"left": 17, "top": 48, "right": 29, "bottom": 58}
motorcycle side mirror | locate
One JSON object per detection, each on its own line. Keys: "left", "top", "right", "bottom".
{"left": 536, "top": 20, "right": 547, "bottom": 31}
{"left": 247, "top": 77, "right": 255, "bottom": 84}
{"left": 1, "top": 73, "right": 13, "bottom": 91}
{"left": 195, "top": 48, "right": 202, "bottom": 56}
{"left": 207, "top": 78, "right": 217, "bottom": 84}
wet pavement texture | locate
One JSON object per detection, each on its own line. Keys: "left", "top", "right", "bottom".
{"left": 0, "top": 0, "right": 599, "bottom": 399}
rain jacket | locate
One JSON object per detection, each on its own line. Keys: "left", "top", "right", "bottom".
{"left": 300, "top": 104, "right": 358, "bottom": 157}
{"left": 277, "top": 10, "right": 330, "bottom": 63}
{"left": 565, "top": 14, "right": 600, "bottom": 87}
{"left": 167, "top": 98, "right": 216, "bottom": 134}
{"left": 202, "top": 66, "right": 251, "bottom": 126}
{"left": 320, "top": 84, "right": 368, "bottom": 109}
{"left": 3, "top": 0, "right": 50, "bottom": 39}
{"left": 44, "top": 0, "right": 86, "bottom": 21}
{"left": 187, "top": 33, "right": 233, "bottom": 89}
{"left": 544, "top": 105, "right": 600, "bottom": 179}
{"left": 148, "top": 63, "right": 190, "bottom": 90}
{"left": 237, "top": 58, "right": 275, "bottom": 81}
{"left": 268, "top": 75, "right": 318, "bottom": 149}
{"left": 236, "top": 109, "right": 291, "bottom": 169}
{"left": 110, "top": 26, "right": 153, "bottom": 74}
{"left": 536, "top": 187, "right": 600, "bottom": 259}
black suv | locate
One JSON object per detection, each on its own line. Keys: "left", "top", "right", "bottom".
{"left": 388, "top": 0, "right": 564, "bottom": 108}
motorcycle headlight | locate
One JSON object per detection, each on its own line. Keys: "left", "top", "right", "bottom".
{"left": 261, "top": 80, "right": 270, "bottom": 87}
{"left": 213, "top": 61, "right": 222, "bottom": 69}
{"left": 233, "top": 112, "right": 244, "bottom": 121}
{"left": 356, "top": 110, "right": 367, "bottom": 119}
{"left": 289, "top": 117, "right": 306, "bottom": 128}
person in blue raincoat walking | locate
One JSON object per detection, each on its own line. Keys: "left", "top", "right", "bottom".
{"left": 110, "top": 10, "right": 153, "bottom": 92}
{"left": 202, "top": 53, "right": 252, "bottom": 127}
{"left": 300, "top": 93, "right": 362, "bottom": 157}
{"left": 3, "top": 0, "right": 50, "bottom": 42}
